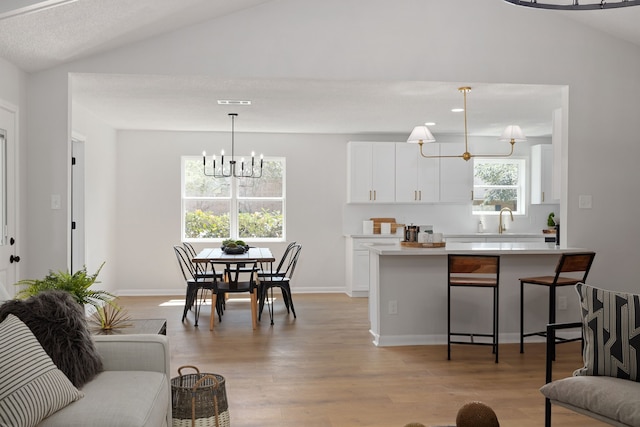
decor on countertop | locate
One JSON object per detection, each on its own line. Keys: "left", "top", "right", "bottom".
{"left": 203, "top": 113, "right": 264, "bottom": 179}
{"left": 14, "top": 262, "right": 113, "bottom": 313}
{"left": 171, "top": 365, "right": 230, "bottom": 427}
{"left": 456, "top": 401, "right": 500, "bottom": 427}
{"left": 0, "top": 289, "right": 104, "bottom": 387}
{"left": 504, "top": 0, "right": 640, "bottom": 11}
{"left": 89, "top": 298, "right": 132, "bottom": 332}
{"left": 407, "top": 86, "right": 526, "bottom": 161}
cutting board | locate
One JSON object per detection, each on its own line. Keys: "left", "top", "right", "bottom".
{"left": 370, "top": 217, "right": 403, "bottom": 234}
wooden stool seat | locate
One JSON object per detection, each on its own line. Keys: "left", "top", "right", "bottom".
{"left": 448, "top": 254, "right": 501, "bottom": 363}
{"left": 519, "top": 252, "right": 595, "bottom": 353}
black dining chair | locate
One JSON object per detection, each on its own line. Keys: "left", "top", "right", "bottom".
{"left": 183, "top": 242, "right": 220, "bottom": 281}
{"left": 173, "top": 245, "right": 220, "bottom": 327}
{"left": 258, "top": 243, "right": 302, "bottom": 325}
{"left": 208, "top": 260, "right": 260, "bottom": 331}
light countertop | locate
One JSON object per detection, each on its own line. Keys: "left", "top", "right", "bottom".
{"left": 369, "top": 241, "right": 587, "bottom": 256}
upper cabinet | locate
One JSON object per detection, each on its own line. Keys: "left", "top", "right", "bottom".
{"left": 347, "top": 142, "right": 395, "bottom": 203}
{"left": 439, "top": 143, "right": 473, "bottom": 203}
{"left": 531, "top": 144, "right": 559, "bottom": 204}
{"left": 395, "top": 143, "right": 439, "bottom": 203}
{"left": 348, "top": 142, "right": 472, "bottom": 204}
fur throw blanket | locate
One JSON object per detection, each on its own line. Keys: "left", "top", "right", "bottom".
{"left": 0, "top": 290, "right": 103, "bottom": 387}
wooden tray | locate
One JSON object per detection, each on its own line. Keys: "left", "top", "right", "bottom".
{"left": 401, "top": 241, "right": 446, "bottom": 248}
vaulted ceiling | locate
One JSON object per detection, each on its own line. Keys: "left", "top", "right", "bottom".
{"left": 1, "top": 0, "right": 637, "bottom": 136}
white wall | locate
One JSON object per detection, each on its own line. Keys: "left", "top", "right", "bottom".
{"left": 114, "top": 130, "right": 346, "bottom": 294}
{"left": 22, "top": 0, "right": 640, "bottom": 294}
{"left": 70, "top": 103, "right": 118, "bottom": 293}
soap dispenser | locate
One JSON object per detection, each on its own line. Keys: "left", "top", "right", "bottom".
{"left": 477, "top": 220, "right": 484, "bottom": 233}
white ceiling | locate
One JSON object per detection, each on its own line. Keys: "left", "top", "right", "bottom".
{"left": 2, "top": 0, "right": 638, "bottom": 136}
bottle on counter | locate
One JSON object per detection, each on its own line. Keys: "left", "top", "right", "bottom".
{"left": 477, "top": 220, "right": 484, "bottom": 233}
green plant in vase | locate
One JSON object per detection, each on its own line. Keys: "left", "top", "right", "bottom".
{"left": 14, "top": 262, "right": 114, "bottom": 312}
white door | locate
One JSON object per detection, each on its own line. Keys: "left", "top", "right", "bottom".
{"left": 0, "top": 104, "right": 18, "bottom": 299}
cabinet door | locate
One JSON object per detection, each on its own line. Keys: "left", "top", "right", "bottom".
{"left": 395, "top": 143, "right": 438, "bottom": 202}
{"left": 416, "top": 144, "right": 439, "bottom": 202}
{"left": 531, "top": 144, "right": 559, "bottom": 204}
{"left": 348, "top": 142, "right": 374, "bottom": 202}
{"left": 371, "top": 143, "right": 395, "bottom": 202}
{"left": 439, "top": 143, "right": 472, "bottom": 203}
{"left": 352, "top": 250, "right": 370, "bottom": 295}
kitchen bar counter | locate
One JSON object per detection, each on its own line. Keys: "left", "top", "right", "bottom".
{"left": 369, "top": 241, "right": 579, "bottom": 256}
{"left": 368, "top": 242, "right": 589, "bottom": 347}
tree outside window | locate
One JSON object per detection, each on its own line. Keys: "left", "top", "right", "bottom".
{"left": 473, "top": 158, "right": 525, "bottom": 215}
{"left": 182, "top": 156, "right": 285, "bottom": 240}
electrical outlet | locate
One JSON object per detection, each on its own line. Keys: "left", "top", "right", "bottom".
{"left": 558, "top": 296, "right": 567, "bottom": 310}
{"left": 388, "top": 300, "right": 398, "bottom": 315}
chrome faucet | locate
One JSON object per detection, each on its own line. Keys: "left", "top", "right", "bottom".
{"left": 498, "top": 207, "right": 513, "bottom": 234}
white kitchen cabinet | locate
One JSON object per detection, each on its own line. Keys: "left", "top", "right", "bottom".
{"left": 346, "top": 236, "right": 401, "bottom": 297}
{"left": 347, "top": 142, "right": 396, "bottom": 203}
{"left": 395, "top": 143, "right": 439, "bottom": 203}
{"left": 531, "top": 144, "right": 559, "bottom": 204}
{"left": 439, "top": 143, "right": 473, "bottom": 203}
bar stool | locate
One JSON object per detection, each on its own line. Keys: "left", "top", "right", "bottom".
{"left": 448, "top": 254, "right": 501, "bottom": 363}
{"left": 519, "top": 251, "right": 595, "bottom": 353}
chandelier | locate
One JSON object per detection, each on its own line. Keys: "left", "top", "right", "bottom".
{"left": 202, "top": 113, "right": 263, "bottom": 178}
{"left": 503, "top": 0, "right": 640, "bottom": 10}
{"left": 407, "top": 86, "right": 527, "bottom": 161}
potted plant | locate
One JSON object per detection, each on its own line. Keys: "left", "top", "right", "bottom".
{"left": 14, "top": 262, "right": 114, "bottom": 313}
{"left": 544, "top": 212, "right": 557, "bottom": 233}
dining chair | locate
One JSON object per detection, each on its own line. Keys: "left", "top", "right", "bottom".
{"left": 183, "top": 242, "right": 221, "bottom": 281}
{"left": 173, "top": 245, "right": 219, "bottom": 327}
{"left": 208, "top": 260, "right": 260, "bottom": 331}
{"left": 258, "top": 243, "right": 302, "bottom": 325}
{"left": 519, "top": 251, "right": 596, "bottom": 354}
{"left": 257, "top": 241, "right": 297, "bottom": 278}
{"left": 448, "top": 254, "right": 501, "bottom": 363}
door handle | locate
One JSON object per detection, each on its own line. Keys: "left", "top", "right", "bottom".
{"left": 10, "top": 255, "right": 20, "bottom": 263}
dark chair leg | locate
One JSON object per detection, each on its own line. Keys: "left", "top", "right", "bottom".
{"left": 494, "top": 285, "right": 499, "bottom": 363}
{"left": 283, "top": 286, "right": 296, "bottom": 318}
{"left": 545, "top": 398, "right": 551, "bottom": 427}
{"left": 447, "top": 283, "right": 451, "bottom": 360}
{"left": 520, "top": 280, "right": 525, "bottom": 353}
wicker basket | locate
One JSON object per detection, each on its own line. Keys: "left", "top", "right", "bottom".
{"left": 171, "top": 365, "right": 230, "bottom": 427}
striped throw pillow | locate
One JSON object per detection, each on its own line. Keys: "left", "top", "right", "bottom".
{"left": 0, "top": 314, "right": 83, "bottom": 427}
{"left": 575, "top": 283, "right": 640, "bottom": 381}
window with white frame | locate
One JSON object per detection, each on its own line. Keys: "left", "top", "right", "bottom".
{"left": 182, "top": 156, "right": 285, "bottom": 241}
{"left": 472, "top": 158, "right": 525, "bottom": 215}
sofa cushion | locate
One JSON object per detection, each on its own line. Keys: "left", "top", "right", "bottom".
{"left": 540, "top": 375, "right": 640, "bottom": 426}
{"left": 574, "top": 283, "right": 640, "bottom": 381}
{"left": 38, "top": 371, "right": 169, "bottom": 427}
{"left": 0, "top": 314, "right": 83, "bottom": 427}
{"left": 0, "top": 290, "right": 103, "bottom": 387}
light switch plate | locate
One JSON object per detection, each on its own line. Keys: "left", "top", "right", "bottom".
{"left": 51, "top": 194, "right": 61, "bottom": 210}
{"left": 579, "top": 195, "right": 592, "bottom": 209}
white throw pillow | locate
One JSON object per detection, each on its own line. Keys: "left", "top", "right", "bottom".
{"left": 0, "top": 314, "right": 83, "bottom": 427}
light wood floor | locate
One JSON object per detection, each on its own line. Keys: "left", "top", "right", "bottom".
{"left": 116, "top": 293, "right": 605, "bottom": 427}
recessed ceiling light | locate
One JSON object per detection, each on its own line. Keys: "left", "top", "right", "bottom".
{"left": 451, "top": 108, "right": 464, "bottom": 113}
{"left": 217, "top": 100, "right": 252, "bottom": 105}
{"left": 424, "top": 122, "right": 436, "bottom": 126}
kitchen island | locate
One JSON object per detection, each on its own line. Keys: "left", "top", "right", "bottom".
{"left": 368, "top": 242, "right": 589, "bottom": 347}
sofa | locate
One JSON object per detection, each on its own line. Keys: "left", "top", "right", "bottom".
{"left": 39, "top": 334, "right": 172, "bottom": 427}
{"left": 539, "top": 283, "right": 640, "bottom": 427}
{"left": 0, "top": 291, "right": 172, "bottom": 427}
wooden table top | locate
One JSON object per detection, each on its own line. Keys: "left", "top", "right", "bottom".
{"left": 193, "top": 247, "right": 275, "bottom": 263}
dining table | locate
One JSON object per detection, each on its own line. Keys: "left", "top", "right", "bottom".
{"left": 192, "top": 247, "right": 277, "bottom": 325}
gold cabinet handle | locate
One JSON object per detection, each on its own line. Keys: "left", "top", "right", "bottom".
{"left": 419, "top": 190, "right": 422, "bottom": 201}
{"left": 373, "top": 190, "right": 377, "bottom": 201}
{"left": 542, "top": 192, "right": 545, "bottom": 202}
